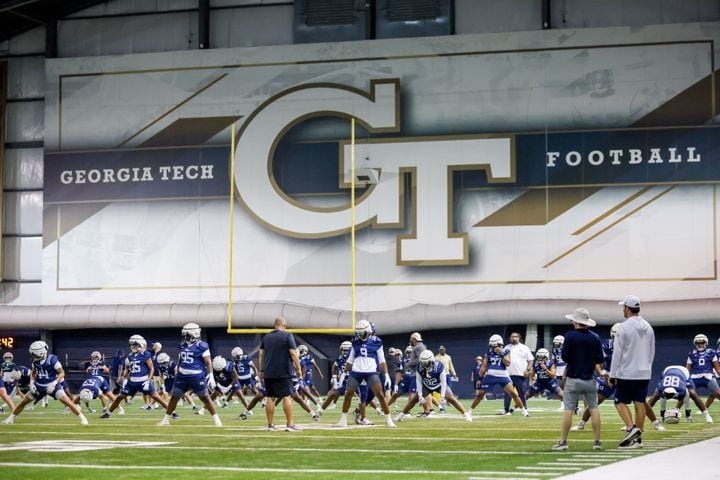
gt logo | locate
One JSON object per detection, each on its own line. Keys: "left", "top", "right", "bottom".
{"left": 234, "top": 80, "right": 514, "bottom": 266}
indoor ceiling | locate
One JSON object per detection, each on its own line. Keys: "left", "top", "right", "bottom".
{"left": 0, "top": 0, "right": 109, "bottom": 43}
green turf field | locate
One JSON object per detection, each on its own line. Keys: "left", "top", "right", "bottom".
{"left": 1, "top": 397, "right": 718, "bottom": 480}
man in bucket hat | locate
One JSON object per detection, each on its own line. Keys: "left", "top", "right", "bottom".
{"left": 609, "top": 295, "right": 655, "bottom": 449}
{"left": 552, "top": 308, "right": 604, "bottom": 451}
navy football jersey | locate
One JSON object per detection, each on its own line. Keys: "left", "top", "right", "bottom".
{"left": 347, "top": 335, "right": 386, "bottom": 373}
{"left": 33, "top": 354, "right": 62, "bottom": 386}
{"left": 485, "top": 347, "right": 511, "bottom": 377}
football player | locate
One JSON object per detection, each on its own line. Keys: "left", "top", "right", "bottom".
{"left": 157, "top": 323, "right": 222, "bottom": 427}
{"left": 0, "top": 352, "right": 17, "bottom": 412}
{"left": 471, "top": 354, "right": 483, "bottom": 394}
{"left": 10, "top": 366, "right": 30, "bottom": 403}
{"left": 333, "top": 319, "right": 396, "bottom": 428}
{"left": 469, "top": 335, "right": 529, "bottom": 417}
{"left": 686, "top": 334, "right": 720, "bottom": 418}
{"left": 646, "top": 365, "right": 699, "bottom": 423}
{"left": 210, "top": 355, "right": 234, "bottom": 408}
{"left": 316, "top": 341, "right": 352, "bottom": 415}
{"left": 229, "top": 347, "right": 255, "bottom": 409}
{"left": 74, "top": 375, "right": 125, "bottom": 415}
{"left": 389, "top": 346, "right": 416, "bottom": 413}
{"left": 552, "top": 335, "right": 566, "bottom": 385}
{"left": 526, "top": 348, "right": 563, "bottom": 402}
{"left": 2, "top": 341, "right": 87, "bottom": 425}
{"left": 101, "top": 335, "right": 168, "bottom": 419}
{"left": 411, "top": 350, "right": 472, "bottom": 421}
{"left": 299, "top": 344, "right": 325, "bottom": 401}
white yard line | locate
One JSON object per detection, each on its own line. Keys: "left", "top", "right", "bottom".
{"left": 0, "top": 462, "right": 559, "bottom": 476}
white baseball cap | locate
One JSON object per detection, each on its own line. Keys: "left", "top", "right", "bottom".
{"left": 410, "top": 332, "right": 423, "bottom": 342}
{"left": 618, "top": 295, "right": 641, "bottom": 308}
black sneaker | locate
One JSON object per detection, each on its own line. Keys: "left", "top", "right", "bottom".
{"left": 619, "top": 437, "right": 643, "bottom": 449}
{"left": 551, "top": 441, "right": 568, "bottom": 451}
{"left": 618, "top": 426, "right": 641, "bottom": 447}
{"left": 593, "top": 441, "right": 603, "bottom": 450}
{"left": 285, "top": 424, "right": 302, "bottom": 432}
{"left": 267, "top": 424, "right": 279, "bottom": 431}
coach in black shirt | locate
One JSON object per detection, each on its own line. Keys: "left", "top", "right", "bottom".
{"left": 259, "top": 316, "right": 303, "bottom": 431}
{"left": 552, "top": 308, "right": 604, "bottom": 451}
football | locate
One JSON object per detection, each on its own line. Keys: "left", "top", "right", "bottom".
{"left": 664, "top": 408, "right": 680, "bottom": 424}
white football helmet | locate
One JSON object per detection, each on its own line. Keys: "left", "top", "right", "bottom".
{"left": 340, "top": 341, "right": 352, "bottom": 356}
{"left": 29, "top": 340, "right": 48, "bottom": 361}
{"left": 355, "top": 319, "right": 372, "bottom": 341}
{"left": 90, "top": 351, "right": 102, "bottom": 363}
{"left": 10, "top": 369, "right": 22, "bottom": 381}
{"left": 298, "top": 345, "right": 308, "bottom": 357}
{"left": 129, "top": 334, "right": 145, "bottom": 353}
{"left": 157, "top": 353, "right": 171, "bottom": 365}
{"left": 231, "top": 347, "right": 244, "bottom": 360}
{"left": 536, "top": 348, "right": 550, "bottom": 361}
{"left": 387, "top": 347, "right": 396, "bottom": 356}
{"left": 182, "top": 322, "right": 201, "bottom": 342}
{"left": 419, "top": 350, "right": 435, "bottom": 370}
{"left": 610, "top": 323, "right": 621, "bottom": 339}
{"left": 489, "top": 334, "right": 503, "bottom": 348}
{"left": 404, "top": 345, "right": 413, "bottom": 356}
{"left": 553, "top": 335, "right": 565, "bottom": 348}
{"left": 212, "top": 356, "right": 227, "bottom": 371}
{"left": 3, "top": 352, "right": 13, "bottom": 362}
{"left": 694, "top": 334, "right": 708, "bottom": 350}
{"left": 79, "top": 389, "right": 94, "bottom": 403}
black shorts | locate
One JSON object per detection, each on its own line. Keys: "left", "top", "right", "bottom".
{"left": 264, "top": 377, "right": 293, "bottom": 398}
{"left": 614, "top": 378, "right": 649, "bottom": 404}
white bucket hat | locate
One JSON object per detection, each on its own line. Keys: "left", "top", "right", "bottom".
{"left": 564, "top": 307, "right": 596, "bottom": 327}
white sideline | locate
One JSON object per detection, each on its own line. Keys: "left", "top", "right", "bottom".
{"left": 555, "top": 436, "right": 720, "bottom": 479}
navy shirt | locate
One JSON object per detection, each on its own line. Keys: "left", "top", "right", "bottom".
{"left": 260, "top": 329, "right": 297, "bottom": 379}
{"left": 561, "top": 328, "right": 604, "bottom": 380}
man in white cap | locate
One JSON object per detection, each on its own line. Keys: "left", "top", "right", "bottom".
{"left": 406, "top": 332, "right": 428, "bottom": 415}
{"left": 552, "top": 307, "right": 604, "bottom": 451}
{"left": 609, "top": 295, "right": 655, "bottom": 449}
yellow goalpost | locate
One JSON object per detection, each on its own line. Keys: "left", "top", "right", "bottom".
{"left": 226, "top": 118, "right": 359, "bottom": 334}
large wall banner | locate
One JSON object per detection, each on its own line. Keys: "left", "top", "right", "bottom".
{"left": 42, "top": 23, "right": 720, "bottom": 326}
